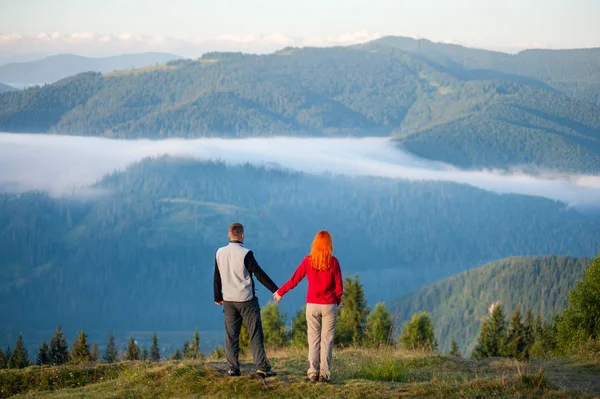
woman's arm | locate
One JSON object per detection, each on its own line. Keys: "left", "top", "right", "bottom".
{"left": 276, "top": 258, "right": 307, "bottom": 297}
{"left": 334, "top": 259, "right": 343, "bottom": 305}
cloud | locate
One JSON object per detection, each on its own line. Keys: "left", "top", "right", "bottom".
{"left": 0, "top": 31, "right": 384, "bottom": 58}
{"left": 0, "top": 133, "right": 598, "bottom": 208}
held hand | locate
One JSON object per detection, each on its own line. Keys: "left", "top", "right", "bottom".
{"left": 215, "top": 301, "right": 224, "bottom": 306}
{"left": 273, "top": 292, "right": 282, "bottom": 302}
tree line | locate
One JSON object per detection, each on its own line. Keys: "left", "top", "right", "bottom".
{"left": 2, "top": 254, "right": 598, "bottom": 370}
{"left": 394, "top": 255, "right": 593, "bottom": 354}
{"left": 472, "top": 255, "right": 600, "bottom": 360}
{"left": 0, "top": 275, "right": 424, "bottom": 369}
{"left": 0, "top": 327, "right": 203, "bottom": 369}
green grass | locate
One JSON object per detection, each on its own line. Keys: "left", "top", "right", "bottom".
{"left": 1, "top": 349, "right": 598, "bottom": 398}
{"left": 360, "top": 358, "right": 410, "bottom": 382}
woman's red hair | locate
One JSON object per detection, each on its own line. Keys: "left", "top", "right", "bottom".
{"left": 309, "top": 230, "right": 333, "bottom": 271}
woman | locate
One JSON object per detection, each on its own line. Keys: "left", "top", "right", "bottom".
{"left": 273, "top": 230, "right": 343, "bottom": 382}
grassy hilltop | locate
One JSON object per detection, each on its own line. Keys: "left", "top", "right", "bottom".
{"left": 1, "top": 348, "right": 600, "bottom": 398}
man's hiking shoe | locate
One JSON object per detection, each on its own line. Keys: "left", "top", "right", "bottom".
{"left": 227, "top": 368, "right": 241, "bottom": 377}
{"left": 319, "top": 375, "right": 331, "bottom": 383}
{"left": 308, "top": 373, "right": 319, "bottom": 382}
{"left": 256, "top": 369, "right": 277, "bottom": 378}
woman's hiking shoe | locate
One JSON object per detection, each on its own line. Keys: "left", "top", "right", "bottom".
{"left": 256, "top": 369, "right": 277, "bottom": 378}
{"left": 308, "top": 373, "right": 319, "bottom": 382}
{"left": 227, "top": 368, "right": 241, "bottom": 377}
{"left": 319, "top": 375, "right": 331, "bottom": 383}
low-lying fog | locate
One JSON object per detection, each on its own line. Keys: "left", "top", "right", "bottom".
{"left": 1, "top": 133, "right": 599, "bottom": 207}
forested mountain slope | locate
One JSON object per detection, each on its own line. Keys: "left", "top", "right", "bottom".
{"left": 393, "top": 256, "right": 593, "bottom": 355}
{"left": 364, "top": 36, "right": 600, "bottom": 106}
{"left": 1, "top": 158, "right": 599, "bottom": 341}
{"left": 1, "top": 39, "right": 599, "bottom": 172}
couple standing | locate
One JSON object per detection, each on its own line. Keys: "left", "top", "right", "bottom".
{"left": 214, "top": 223, "right": 343, "bottom": 382}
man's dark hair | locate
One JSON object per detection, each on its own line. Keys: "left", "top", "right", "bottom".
{"left": 229, "top": 223, "right": 244, "bottom": 238}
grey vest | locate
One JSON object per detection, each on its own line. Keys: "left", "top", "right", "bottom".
{"left": 216, "top": 242, "right": 254, "bottom": 302}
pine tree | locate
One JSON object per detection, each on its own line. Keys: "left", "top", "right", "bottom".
{"left": 449, "top": 339, "right": 461, "bottom": 357}
{"left": 261, "top": 302, "right": 288, "bottom": 347}
{"left": 336, "top": 275, "right": 370, "bottom": 346}
{"left": 365, "top": 303, "right": 393, "bottom": 347}
{"left": 472, "top": 303, "right": 507, "bottom": 359}
{"left": 8, "top": 334, "right": 29, "bottom": 369}
{"left": 150, "top": 332, "right": 160, "bottom": 362}
{"left": 49, "top": 324, "right": 69, "bottom": 365}
{"left": 505, "top": 308, "right": 526, "bottom": 360}
{"left": 240, "top": 322, "right": 251, "bottom": 351}
{"left": 399, "top": 312, "right": 437, "bottom": 350}
{"left": 183, "top": 340, "right": 191, "bottom": 358}
{"left": 533, "top": 314, "right": 544, "bottom": 338}
{"left": 557, "top": 256, "right": 600, "bottom": 353}
{"left": 142, "top": 348, "right": 148, "bottom": 361}
{"left": 71, "top": 328, "right": 91, "bottom": 363}
{"left": 91, "top": 343, "right": 99, "bottom": 362}
{"left": 103, "top": 332, "right": 118, "bottom": 363}
{"left": 522, "top": 309, "right": 535, "bottom": 359}
{"left": 125, "top": 336, "right": 140, "bottom": 361}
{"left": 191, "top": 329, "right": 201, "bottom": 359}
{"left": 290, "top": 305, "right": 308, "bottom": 348}
{"left": 0, "top": 348, "right": 6, "bottom": 369}
{"left": 171, "top": 349, "right": 183, "bottom": 361}
{"left": 4, "top": 346, "right": 11, "bottom": 368}
{"left": 36, "top": 341, "right": 50, "bottom": 365}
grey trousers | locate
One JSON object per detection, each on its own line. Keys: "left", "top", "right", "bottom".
{"left": 306, "top": 303, "right": 338, "bottom": 379}
{"left": 223, "top": 297, "right": 271, "bottom": 371}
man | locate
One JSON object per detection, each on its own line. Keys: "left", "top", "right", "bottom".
{"left": 214, "top": 223, "right": 278, "bottom": 377}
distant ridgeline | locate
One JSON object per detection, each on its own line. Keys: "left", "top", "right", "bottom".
{"left": 1, "top": 158, "right": 599, "bottom": 344}
{"left": 0, "top": 37, "right": 600, "bottom": 172}
{"left": 393, "top": 256, "right": 593, "bottom": 355}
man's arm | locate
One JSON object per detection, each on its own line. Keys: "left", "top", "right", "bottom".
{"left": 244, "top": 251, "right": 278, "bottom": 293}
{"left": 214, "top": 258, "right": 223, "bottom": 304}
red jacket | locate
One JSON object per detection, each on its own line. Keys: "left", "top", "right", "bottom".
{"left": 277, "top": 256, "right": 343, "bottom": 305}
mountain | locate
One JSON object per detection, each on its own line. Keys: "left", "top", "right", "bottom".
{"left": 392, "top": 256, "right": 593, "bottom": 355}
{"left": 0, "top": 53, "right": 182, "bottom": 86}
{"left": 0, "top": 40, "right": 599, "bottom": 172}
{"left": 362, "top": 37, "right": 600, "bottom": 106}
{"left": 1, "top": 158, "right": 599, "bottom": 344}
{"left": 0, "top": 53, "right": 48, "bottom": 67}
{"left": 0, "top": 82, "right": 15, "bottom": 93}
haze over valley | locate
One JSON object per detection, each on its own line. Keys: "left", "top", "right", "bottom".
{"left": 2, "top": 134, "right": 600, "bottom": 208}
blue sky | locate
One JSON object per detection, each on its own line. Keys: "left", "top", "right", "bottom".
{"left": 0, "top": 0, "right": 598, "bottom": 57}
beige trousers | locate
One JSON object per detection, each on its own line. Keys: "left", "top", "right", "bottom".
{"left": 306, "top": 303, "right": 338, "bottom": 379}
